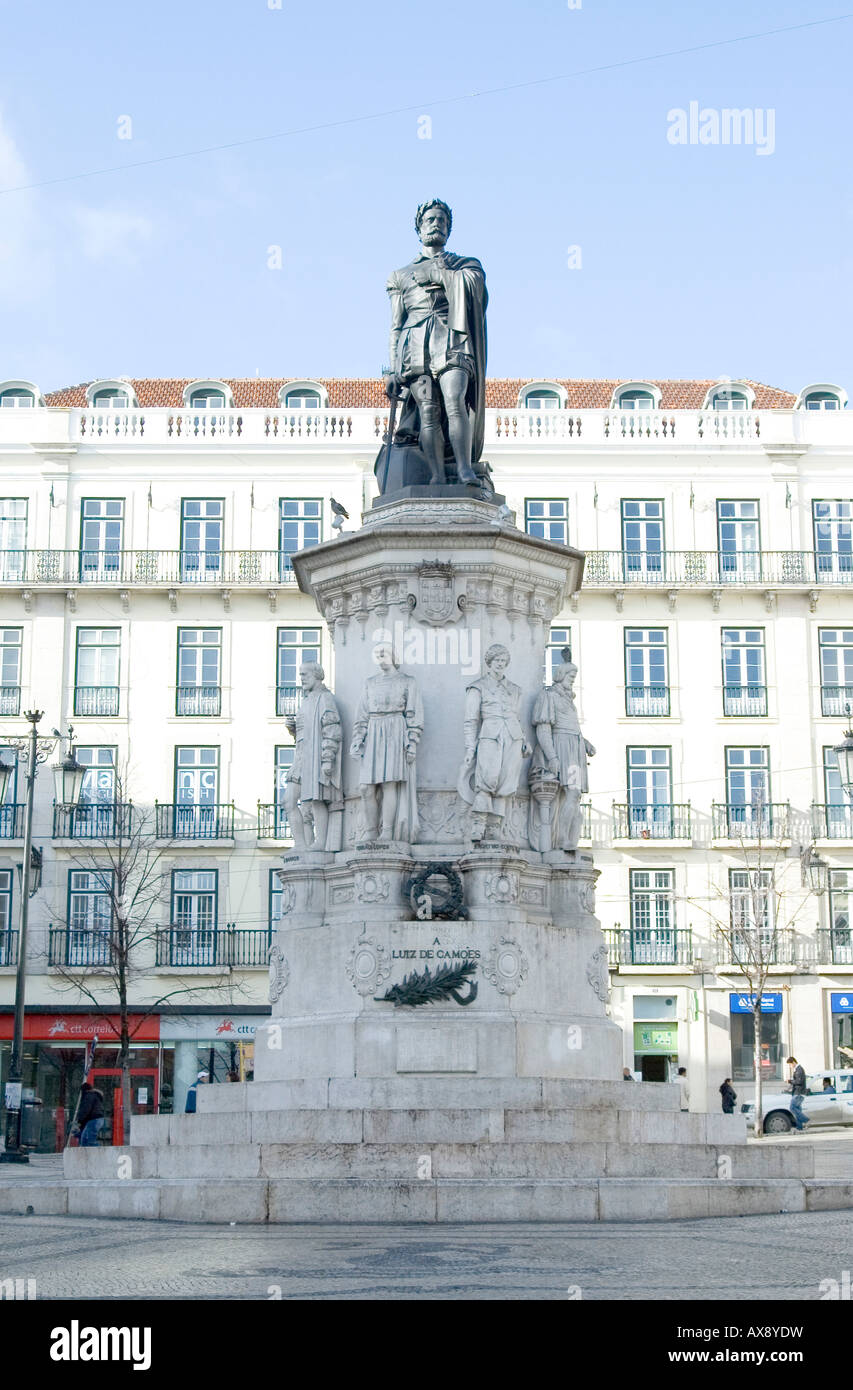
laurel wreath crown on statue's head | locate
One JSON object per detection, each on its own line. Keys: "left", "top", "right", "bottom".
{"left": 415, "top": 199, "right": 453, "bottom": 237}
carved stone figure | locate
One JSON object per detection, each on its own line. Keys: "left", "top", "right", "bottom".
{"left": 350, "top": 644, "right": 423, "bottom": 841}
{"left": 458, "top": 644, "right": 531, "bottom": 841}
{"left": 284, "top": 662, "right": 343, "bottom": 851}
{"left": 378, "top": 199, "right": 490, "bottom": 494}
{"left": 528, "top": 654, "right": 596, "bottom": 851}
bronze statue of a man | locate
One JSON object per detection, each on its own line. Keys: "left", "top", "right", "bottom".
{"left": 383, "top": 199, "right": 488, "bottom": 488}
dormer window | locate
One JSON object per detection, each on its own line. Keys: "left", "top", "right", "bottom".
{"left": 278, "top": 381, "right": 327, "bottom": 411}
{"left": 711, "top": 389, "right": 748, "bottom": 411}
{"left": 702, "top": 381, "right": 755, "bottom": 413}
{"left": 92, "top": 389, "right": 130, "bottom": 408}
{"left": 0, "top": 389, "right": 35, "bottom": 408}
{"left": 189, "top": 390, "right": 226, "bottom": 409}
{"left": 617, "top": 389, "right": 654, "bottom": 410}
{"left": 799, "top": 386, "right": 846, "bottom": 411}
{"left": 524, "top": 390, "right": 560, "bottom": 411}
{"left": 285, "top": 391, "right": 320, "bottom": 409}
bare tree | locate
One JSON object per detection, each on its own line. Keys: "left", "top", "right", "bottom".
{"left": 46, "top": 767, "right": 247, "bottom": 1144}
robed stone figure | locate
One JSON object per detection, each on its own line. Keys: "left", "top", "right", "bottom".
{"left": 383, "top": 199, "right": 488, "bottom": 488}
{"left": 459, "top": 644, "right": 531, "bottom": 841}
{"left": 528, "top": 655, "right": 596, "bottom": 852}
{"left": 284, "top": 662, "right": 343, "bottom": 851}
{"left": 350, "top": 645, "right": 424, "bottom": 842}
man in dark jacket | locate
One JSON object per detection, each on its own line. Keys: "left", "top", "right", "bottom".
{"left": 787, "top": 1056, "right": 810, "bottom": 1131}
{"left": 720, "top": 1079, "right": 737, "bottom": 1113}
{"left": 76, "top": 1082, "right": 105, "bottom": 1146}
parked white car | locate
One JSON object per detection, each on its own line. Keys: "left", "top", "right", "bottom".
{"left": 742, "top": 1068, "right": 853, "bottom": 1134}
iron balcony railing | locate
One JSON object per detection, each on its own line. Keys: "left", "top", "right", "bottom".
{"left": 156, "top": 925, "right": 272, "bottom": 968}
{"left": 712, "top": 802, "right": 791, "bottom": 839}
{"left": 155, "top": 802, "right": 234, "bottom": 839}
{"left": 613, "top": 803, "right": 692, "bottom": 840}
{"left": 0, "top": 549, "right": 301, "bottom": 587}
{"left": 811, "top": 803, "right": 853, "bottom": 839}
{"left": 821, "top": 684, "right": 853, "bottom": 717}
{"left": 605, "top": 927, "right": 694, "bottom": 967}
{"left": 581, "top": 550, "right": 853, "bottom": 588}
{"left": 49, "top": 927, "right": 114, "bottom": 968}
{"left": 257, "top": 803, "right": 291, "bottom": 839}
{"left": 73, "top": 686, "right": 119, "bottom": 717}
{"left": 276, "top": 684, "right": 302, "bottom": 717}
{"left": 0, "top": 805, "right": 25, "bottom": 838}
{"left": 0, "top": 930, "right": 18, "bottom": 966}
{"left": 53, "top": 802, "right": 133, "bottom": 840}
{"left": 722, "top": 684, "right": 768, "bottom": 717}
{"left": 176, "top": 685, "right": 222, "bottom": 717}
{"left": 721, "top": 927, "right": 798, "bottom": 966}
{"left": 0, "top": 685, "right": 20, "bottom": 716}
{"left": 625, "top": 684, "right": 670, "bottom": 717}
{"left": 815, "top": 929, "right": 853, "bottom": 965}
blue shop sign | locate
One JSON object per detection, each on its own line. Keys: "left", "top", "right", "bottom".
{"left": 831, "top": 993, "right": 853, "bottom": 1014}
{"left": 729, "top": 992, "right": 783, "bottom": 1014}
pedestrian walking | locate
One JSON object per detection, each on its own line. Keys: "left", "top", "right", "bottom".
{"left": 786, "top": 1056, "right": 810, "bottom": 1131}
{"left": 185, "top": 1069, "right": 208, "bottom": 1114}
{"left": 677, "top": 1065, "right": 690, "bottom": 1111}
{"left": 75, "top": 1082, "right": 105, "bottom": 1146}
{"left": 719, "top": 1078, "right": 737, "bottom": 1114}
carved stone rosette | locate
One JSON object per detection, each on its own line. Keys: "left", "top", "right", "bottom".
{"left": 483, "top": 937, "right": 529, "bottom": 996}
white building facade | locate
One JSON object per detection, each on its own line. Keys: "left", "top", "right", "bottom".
{"left": 0, "top": 373, "right": 851, "bottom": 1141}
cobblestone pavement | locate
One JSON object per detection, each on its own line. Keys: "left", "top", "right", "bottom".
{"left": 0, "top": 1210, "right": 852, "bottom": 1299}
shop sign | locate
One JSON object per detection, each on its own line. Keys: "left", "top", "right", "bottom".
{"left": 158, "top": 1015, "right": 269, "bottom": 1041}
{"left": 729, "top": 993, "right": 782, "bottom": 1014}
{"left": 632, "top": 1022, "right": 678, "bottom": 1055}
{"left": 831, "top": 993, "right": 853, "bottom": 1014}
{"left": 0, "top": 1013, "right": 160, "bottom": 1042}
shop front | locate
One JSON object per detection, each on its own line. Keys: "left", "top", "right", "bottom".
{"left": 632, "top": 993, "right": 679, "bottom": 1081}
{"left": 158, "top": 1013, "right": 269, "bottom": 1115}
{"left": 729, "top": 992, "right": 785, "bottom": 1084}
{"left": 830, "top": 992, "right": 853, "bottom": 1068}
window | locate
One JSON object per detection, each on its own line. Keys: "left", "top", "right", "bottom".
{"left": 711, "top": 390, "right": 748, "bottom": 411}
{"left": 616, "top": 389, "right": 654, "bottom": 410}
{"left": 276, "top": 628, "right": 321, "bottom": 715}
{"left": 0, "top": 752, "right": 19, "bottom": 837}
{"left": 830, "top": 870, "right": 851, "bottom": 958}
{"left": 724, "top": 747, "right": 771, "bottom": 834}
{"left": 624, "top": 629, "right": 669, "bottom": 716}
{"left": 66, "top": 747, "right": 119, "bottom": 838}
{"left": 822, "top": 747, "right": 852, "bottom": 838}
{"left": 721, "top": 629, "right": 766, "bottom": 716}
{"left": 803, "top": 390, "right": 842, "bottom": 411}
{"left": 91, "top": 389, "right": 130, "bottom": 408}
{"left": 180, "top": 499, "right": 224, "bottom": 581}
{"left": 546, "top": 627, "right": 572, "bottom": 683}
{"left": 524, "top": 390, "right": 561, "bottom": 410}
{"left": 188, "top": 390, "right": 225, "bottom": 409}
{"left": 74, "top": 628, "right": 120, "bottom": 716}
{"left": 819, "top": 629, "right": 853, "bottom": 715}
{"left": 730, "top": 1007, "right": 783, "bottom": 1083}
{"left": 270, "top": 867, "right": 284, "bottom": 932}
{"left": 67, "top": 869, "right": 113, "bottom": 966}
{"left": 621, "top": 500, "right": 664, "bottom": 578}
{"left": 717, "top": 500, "right": 760, "bottom": 581}
{"left": 177, "top": 629, "right": 222, "bottom": 716}
{"left": 274, "top": 746, "right": 293, "bottom": 837}
{"left": 284, "top": 391, "right": 320, "bottom": 409}
{"left": 729, "top": 867, "right": 774, "bottom": 953}
{"left": 626, "top": 747, "right": 672, "bottom": 833}
{"left": 170, "top": 870, "right": 218, "bottom": 966}
{"left": 79, "top": 499, "right": 124, "bottom": 582}
{"left": 813, "top": 500, "right": 853, "bottom": 578}
{"left": 279, "top": 499, "right": 322, "bottom": 577}
{"left": 0, "top": 870, "right": 12, "bottom": 964}
{"left": 0, "top": 389, "right": 34, "bottom": 408}
{"left": 0, "top": 500, "right": 27, "bottom": 581}
{"left": 525, "top": 499, "right": 568, "bottom": 545}
{"left": 174, "top": 747, "right": 220, "bottom": 836}
{"left": 629, "top": 869, "right": 675, "bottom": 962}
{"left": 0, "top": 628, "right": 21, "bottom": 716}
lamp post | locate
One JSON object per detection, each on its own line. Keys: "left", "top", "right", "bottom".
{"left": 1, "top": 713, "right": 84, "bottom": 1163}
{"left": 832, "top": 704, "right": 853, "bottom": 800}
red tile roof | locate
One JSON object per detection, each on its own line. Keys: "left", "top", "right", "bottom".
{"left": 43, "top": 378, "right": 798, "bottom": 410}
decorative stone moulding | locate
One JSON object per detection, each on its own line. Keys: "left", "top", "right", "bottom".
{"left": 346, "top": 932, "right": 391, "bottom": 996}
{"left": 267, "top": 945, "right": 290, "bottom": 1003}
{"left": 482, "top": 937, "right": 529, "bottom": 995}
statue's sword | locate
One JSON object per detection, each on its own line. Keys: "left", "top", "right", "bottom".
{"left": 378, "top": 388, "right": 399, "bottom": 494}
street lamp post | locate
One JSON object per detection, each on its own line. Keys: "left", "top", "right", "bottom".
{"left": 1, "top": 713, "right": 84, "bottom": 1163}
{"left": 832, "top": 704, "right": 853, "bottom": 799}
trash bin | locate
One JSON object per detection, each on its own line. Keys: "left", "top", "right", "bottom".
{"left": 20, "top": 1098, "right": 43, "bottom": 1150}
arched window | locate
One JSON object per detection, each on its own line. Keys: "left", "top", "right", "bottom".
{"left": 613, "top": 384, "right": 660, "bottom": 411}
{"left": 278, "top": 381, "right": 327, "bottom": 410}
{"left": 0, "top": 388, "right": 35, "bottom": 408}
{"left": 797, "top": 384, "right": 846, "bottom": 411}
{"left": 285, "top": 390, "right": 321, "bottom": 409}
{"left": 710, "top": 389, "right": 749, "bottom": 411}
{"left": 183, "top": 381, "right": 232, "bottom": 410}
{"left": 519, "top": 382, "right": 567, "bottom": 411}
{"left": 524, "top": 390, "right": 560, "bottom": 411}
{"left": 702, "top": 381, "right": 755, "bottom": 413}
{"left": 90, "top": 386, "right": 131, "bottom": 408}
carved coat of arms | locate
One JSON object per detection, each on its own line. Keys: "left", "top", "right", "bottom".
{"left": 414, "top": 563, "right": 456, "bottom": 626}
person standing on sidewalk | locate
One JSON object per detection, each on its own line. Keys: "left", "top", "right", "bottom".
{"left": 787, "top": 1056, "right": 810, "bottom": 1131}
{"left": 677, "top": 1066, "right": 690, "bottom": 1111}
{"left": 719, "top": 1078, "right": 737, "bottom": 1113}
{"left": 75, "top": 1082, "right": 105, "bottom": 1147}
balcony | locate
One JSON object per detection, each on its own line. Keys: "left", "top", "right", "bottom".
{"left": 49, "top": 927, "right": 114, "bottom": 968}
{"left": 815, "top": 929, "right": 853, "bottom": 966}
{"left": 712, "top": 802, "right": 791, "bottom": 840}
{"left": 257, "top": 803, "right": 291, "bottom": 840}
{"left": 723, "top": 684, "right": 768, "bottom": 717}
{"left": 581, "top": 550, "right": 853, "bottom": 589}
{"left": 0, "top": 931, "right": 18, "bottom": 966}
{"left": 74, "top": 686, "right": 119, "bottom": 717}
{"left": 0, "top": 549, "right": 300, "bottom": 589}
{"left": 176, "top": 686, "right": 222, "bottom": 717}
{"left": 276, "top": 685, "right": 301, "bottom": 717}
{"left": 811, "top": 803, "right": 853, "bottom": 840}
{"left": 821, "top": 684, "right": 853, "bottom": 717}
{"left": 605, "top": 927, "right": 694, "bottom": 967}
{"left": 156, "top": 925, "right": 271, "bottom": 968}
{"left": 625, "top": 684, "right": 670, "bottom": 717}
{"left": 53, "top": 803, "right": 133, "bottom": 840}
{"left": 0, "top": 685, "right": 20, "bottom": 716}
{"left": 613, "top": 803, "right": 692, "bottom": 840}
{"left": 0, "top": 805, "right": 25, "bottom": 838}
{"left": 721, "top": 928, "right": 798, "bottom": 967}
{"left": 155, "top": 802, "right": 234, "bottom": 840}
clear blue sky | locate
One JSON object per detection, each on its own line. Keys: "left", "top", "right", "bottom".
{"left": 1, "top": 0, "right": 851, "bottom": 393}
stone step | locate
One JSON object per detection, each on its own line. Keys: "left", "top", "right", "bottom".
{"left": 66, "top": 1137, "right": 812, "bottom": 1182}
{"left": 7, "top": 1175, "right": 853, "bottom": 1224}
{"left": 130, "top": 1104, "right": 746, "bottom": 1149}
{"left": 196, "top": 1076, "right": 684, "bottom": 1115}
